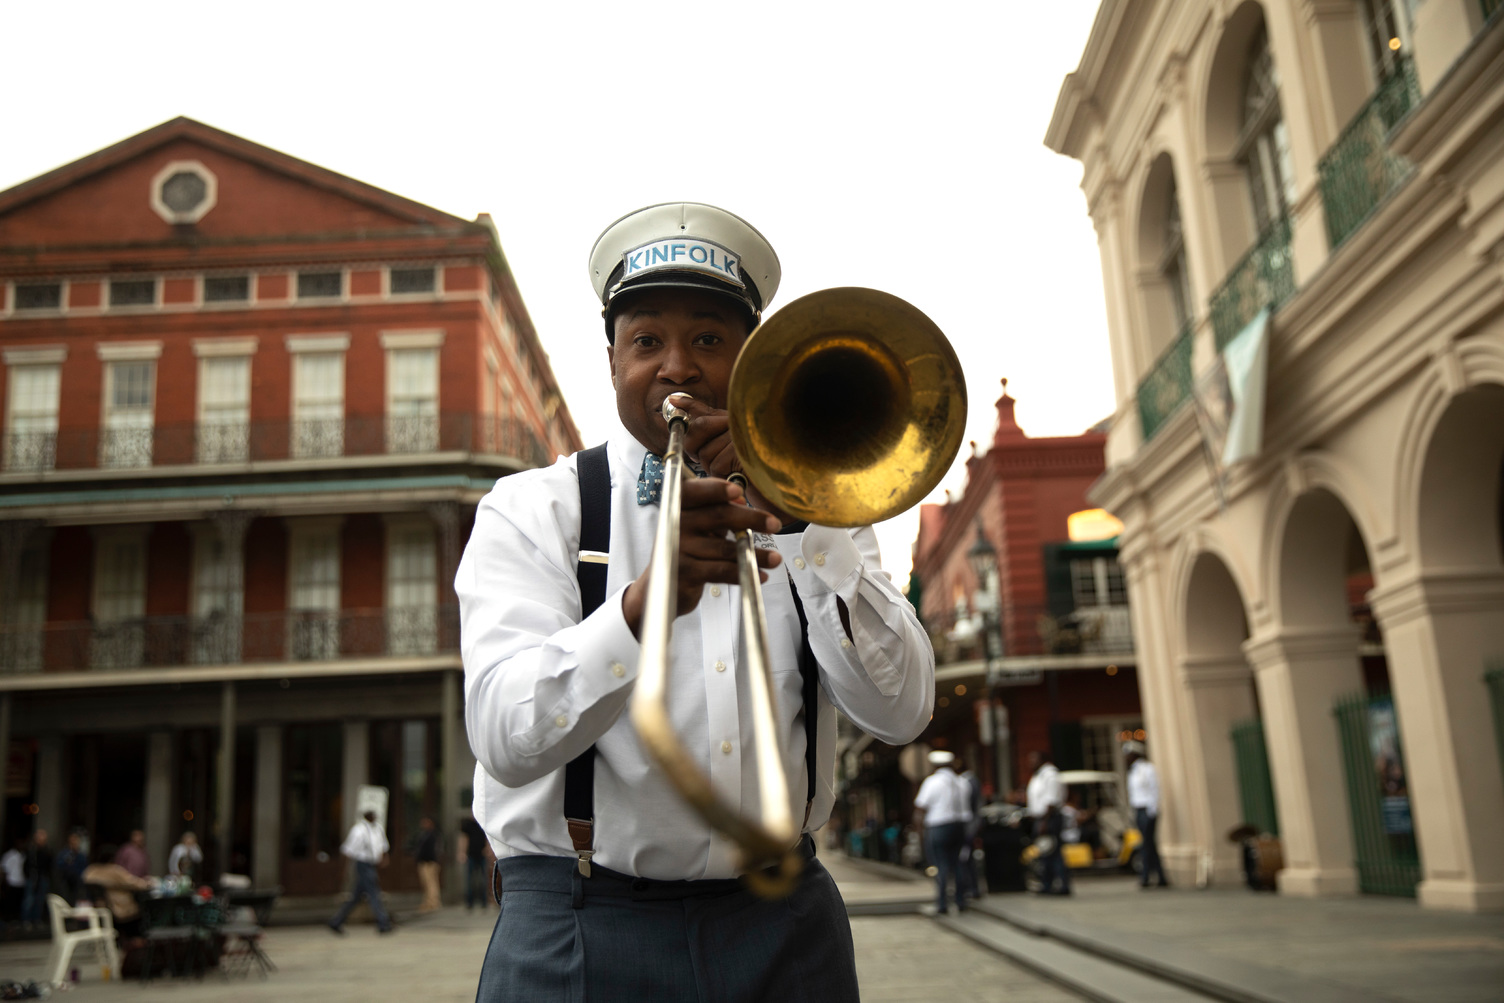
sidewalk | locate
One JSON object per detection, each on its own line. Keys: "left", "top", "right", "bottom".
{"left": 825, "top": 853, "right": 1504, "bottom": 1003}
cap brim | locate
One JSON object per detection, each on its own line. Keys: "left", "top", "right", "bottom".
{"left": 607, "top": 271, "right": 759, "bottom": 318}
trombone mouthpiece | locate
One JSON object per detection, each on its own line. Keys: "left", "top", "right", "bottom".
{"left": 662, "top": 394, "right": 693, "bottom": 424}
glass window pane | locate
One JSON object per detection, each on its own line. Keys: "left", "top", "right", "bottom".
{"left": 204, "top": 276, "right": 250, "bottom": 302}
{"left": 390, "top": 268, "right": 435, "bottom": 294}
{"left": 109, "top": 280, "right": 156, "bottom": 307}
{"left": 297, "top": 272, "right": 342, "bottom": 298}
{"left": 15, "top": 284, "right": 61, "bottom": 310}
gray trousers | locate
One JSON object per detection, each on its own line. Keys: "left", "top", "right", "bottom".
{"left": 476, "top": 838, "right": 859, "bottom": 1002}
{"left": 329, "top": 860, "right": 392, "bottom": 931}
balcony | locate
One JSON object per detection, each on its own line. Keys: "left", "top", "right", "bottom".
{"left": 0, "top": 605, "right": 458, "bottom": 675}
{"left": 0, "top": 413, "right": 551, "bottom": 475}
{"left": 934, "top": 601, "right": 1135, "bottom": 667}
{"left": 1209, "top": 215, "right": 1295, "bottom": 352}
{"left": 1136, "top": 322, "right": 1195, "bottom": 443}
{"left": 1318, "top": 57, "right": 1420, "bottom": 250}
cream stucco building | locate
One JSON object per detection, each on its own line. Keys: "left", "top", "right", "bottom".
{"left": 1046, "top": 0, "right": 1504, "bottom": 911}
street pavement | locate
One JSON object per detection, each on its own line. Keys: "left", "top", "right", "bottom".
{"left": 0, "top": 853, "right": 1079, "bottom": 1002}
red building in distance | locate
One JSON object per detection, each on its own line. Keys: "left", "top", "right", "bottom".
{"left": 0, "top": 118, "right": 581, "bottom": 904}
{"left": 907, "top": 381, "right": 1142, "bottom": 801}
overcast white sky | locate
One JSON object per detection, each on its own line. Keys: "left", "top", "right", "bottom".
{"left": 1, "top": 1, "right": 1110, "bottom": 581}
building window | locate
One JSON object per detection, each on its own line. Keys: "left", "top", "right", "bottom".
{"left": 149, "top": 160, "right": 218, "bottom": 224}
{"left": 387, "top": 522, "right": 437, "bottom": 656}
{"left": 109, "top": 279, "right": 156, "bottom": 308}
{"left": 204, "top": 275, "right": 250, "bottom": 302}
{"left": 14, "top": 283, "right": 61, "bottom": 311}
{"left": 5, "top": 364, "right": 60, "bottom": 472}
{"left": 192, "top": 531, "right": 243, "bottom": 663}
{"left": 289, "top": 526, "right": 340, "bottom": 660}
{"left": 5, "top": 538, "right": 49, "bottom": 672}
{"left": 387, "top": 347, "right": 439, "bottom": 453}
{"left": 1238, "top": 27, "right": 1297, "bottom": 233}
{"left": 92, "top": 530, "right": 147, "bottom": 669}
{"left": 102, "top": 360, "right": 155, "bottom": 468}
{"left": 390, "top": 267, "right": 436, "bottom": 294}
{"left": 297, "top": 271, "right": 343, "bottom": 299}
{"left": 1070, "top": 557, "right": 1128, "bottom": 607}
{"left": 197, "top": 355, "right": 251, "bottom": 463}
{"left": 1161, "top": 176, "right": 1193, "bottom": 330}
{"left": 1360, "top": 0, "right": 1410, "bottom": 82}
{"left": 292, "top": 352, "right": 344, "bottom": 458}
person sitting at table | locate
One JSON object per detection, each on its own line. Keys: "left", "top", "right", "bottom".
{"left": 167, "top": 831, "right": 202, "bottom": 884}
{"left": 82, "top": 843, "right": 152, "bottom": 938}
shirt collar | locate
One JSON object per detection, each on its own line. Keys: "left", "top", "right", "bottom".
{"left": 610, "top": 421, "right": 650, "bottom": 482}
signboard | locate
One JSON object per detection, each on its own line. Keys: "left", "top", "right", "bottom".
{"left": 356, "top": 784, "right": 390, "bottom": 833}
{"left": 1368, "top": 699, "right": 1412, "bottom": 835}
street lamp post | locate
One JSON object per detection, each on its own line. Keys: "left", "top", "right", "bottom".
{"left": 966, "top": 525, "right": 1012, "bottom": 798}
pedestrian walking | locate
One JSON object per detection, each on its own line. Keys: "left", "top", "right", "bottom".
{"left": 1026, "top": 750, "right": 1071, "bottom": 895}
{"left": 52, "top": 831, "right": 89, "bottom": 906}
{"left": 913, "top": 750, "right": 974, "bottom": 913}
{"left": 1125, "top": 740, "right": 1169, "bottom": 888}
{"left": 1, "top": 839, "right": 25, "bottom": 934}
{"left": 957, "top": 762, "right": 984, "bottom": 900}
{"left": 460, "top": 815, "right": 491, "bottom": 911}
{"left": 413, "top": 816, "right": 443, "bottom": 913}
{"left": 328, "top": 810, "right": 393, "bottom": 934}
{"left": 21, "top": 829, "right": 54, "bottom": 926}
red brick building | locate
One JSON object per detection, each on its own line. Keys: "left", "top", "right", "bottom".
{"left": 0, "top": 118, "right": 580, "bottom": 903}
{"left": 852, "top": 382, "right": 1141, "bottom": 822}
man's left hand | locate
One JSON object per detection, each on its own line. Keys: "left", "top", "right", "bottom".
{"left": 672, "top": 394, "right": 793, "bottom": 523}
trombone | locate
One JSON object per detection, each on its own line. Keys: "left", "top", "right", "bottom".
{"left": 629, "top": 287, "right": 967, "bottom": 898}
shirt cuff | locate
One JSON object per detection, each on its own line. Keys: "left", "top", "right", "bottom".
{"left": 797, "top": 525, "right": 863, "bottom": 594}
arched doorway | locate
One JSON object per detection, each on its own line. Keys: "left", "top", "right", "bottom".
{"left": 1181, "top": 551, "right": 1265, "bottom": 884}
{"left": 1375, "top": 382, "right": 1504, "bottom": 911}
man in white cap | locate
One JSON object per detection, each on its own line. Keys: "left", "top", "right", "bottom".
{"left": 1124, "top": 740, "right": 1168, "bottom": 888}
{"left": 912, "top": 750, "right": 974, "bottom": 914}
{"left": 458, "top": 203, "right": 936, "bottom": 1000}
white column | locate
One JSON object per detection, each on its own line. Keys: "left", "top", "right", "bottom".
{"left": 341, "top": 721, "right": 370, "bottom": 833}
{"left": 441, "top": 669, "right": 463, "bottom": 905}
{"left": 34, "top": 733, "right": 63, "bottom": 840}
{"left": 253, "top": 725, "right": 282, "bottom": 889}
{"left": 1369, "top": 570, "right": 1504, "bottom": 912}
{"left": 1244, "top": 627, "right": 1363, "bottom": 896}
{"left": 144, "top": 732, "right": 174, "bottom": 874}
{"left": 1178, "top": 654, "right": 1259, "bottom": 885}
{"left": 216, "top": 681, "right": 236, "bottom": 879}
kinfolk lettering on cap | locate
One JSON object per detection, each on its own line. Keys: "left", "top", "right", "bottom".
{"left": 622, "top": 238, "right": 744, "bottom": 288}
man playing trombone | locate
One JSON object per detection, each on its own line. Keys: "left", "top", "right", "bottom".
{"left": 458, "top": 203, "right": 938, "bottom": 1001}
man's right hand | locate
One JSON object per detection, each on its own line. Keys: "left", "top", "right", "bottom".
{"left": 621, "top": 476, "right": 782, "bottom": 638}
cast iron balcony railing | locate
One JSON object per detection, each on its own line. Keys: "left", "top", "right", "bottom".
{"left": 1318, "top": 56, "right": 1420, "bottom": 250}
{"left": 1136, "top": 321, "right": 1195, "bottom": 443}
{"left": 3, "top": 432, "right": 57, "bottom": 473}
{"left": 0, "top": 604, "right": 459, "bottom": 674}
{"left": 1209, "top": 215, "right": 1294, "bottom": 352}
{"left": 0, "top": 413, "right": 552, "bottom": 475}
{"left": 935, "top": 600, "right": 1136, "bottom": 664}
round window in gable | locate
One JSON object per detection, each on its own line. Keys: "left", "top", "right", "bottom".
{"left": 149, "top": 160, "right": 218, "bottom": 224}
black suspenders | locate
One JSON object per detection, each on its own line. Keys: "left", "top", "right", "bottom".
{"left": 563, "top": 443, "right": 822, "bottom": 877}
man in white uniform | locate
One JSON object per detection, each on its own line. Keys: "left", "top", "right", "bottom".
{"left": 1125, "top": 740, "right": 1168, "bottom": 888}
{"left": 1025, "top": 749, "right": 1071, "bottom": 895}
{"left": 459, "top": 203, "right": 936, "bottom": 1000}
{"left": 912, "top": 750, "right": 973, "bottom": 913}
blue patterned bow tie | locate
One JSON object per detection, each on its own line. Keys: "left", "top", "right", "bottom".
{"left": 637, "top": 452, "right": 704, "bottom": 506}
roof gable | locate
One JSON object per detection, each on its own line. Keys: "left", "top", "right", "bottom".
{"left": 0, "top": 117, "right": 471, "bottom": 251}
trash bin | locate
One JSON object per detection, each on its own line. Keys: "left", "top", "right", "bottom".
{"left": 981, "top": 814, "right": 1029, "bottom": 892}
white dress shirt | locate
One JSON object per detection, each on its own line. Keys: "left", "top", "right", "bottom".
{"left": 458, "top": 425, "right": 935, "bottom": 881}
{"left": 1026, "top": 762, "right": 1064, "bottom": 818}
{"left": 913, "top": 767, "right": 972, "bottom": 827}
{"left": 340, "top": 820, "right": 389, "bottom": 864}
{"left": 167, "top": 842, "right": 202, "bottom": 876}
{"left": 1128, "top": 759, "right": 1160, "bottom": 817}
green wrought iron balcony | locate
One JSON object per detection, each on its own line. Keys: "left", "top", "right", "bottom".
{"left": 1136, "top": 321, "right": 1194, "bottom": 443}
{"left": 1209, "top": 215, "right": 1294, "bottom": 352}
{"left": 1317, "top": 56, "right": 1420, "bottom": 250}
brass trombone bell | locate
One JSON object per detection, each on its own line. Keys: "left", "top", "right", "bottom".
{"left": 729, "top": 287, "right": 968, "bottom": 528}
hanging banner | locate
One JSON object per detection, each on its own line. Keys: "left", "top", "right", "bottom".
{"left": 1368, "top": 699, "right": 1413, "bottom": 835}
{"left": 1193, "top": 308, "right": 1271, "bottom": 505}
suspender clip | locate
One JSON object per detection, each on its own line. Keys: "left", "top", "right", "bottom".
{"left": 576, "top": 850, "right": 593, "bottom": 878}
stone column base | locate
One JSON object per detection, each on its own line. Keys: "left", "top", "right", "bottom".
{"left": 1277, "top": 865, "right": 1358, "bottom": 897}
{"left": 1418, "top": 878, "right": 1504, "bottom": 913}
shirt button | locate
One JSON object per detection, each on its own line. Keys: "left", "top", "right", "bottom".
{"left": 840, "top": 638, "right": 853, "bottom": 650}
{"left": 721, "top": 740, "right": 732, "bottom": 754}
{"left": 794, "top": 558, "right": 806, "bottom": 570}
{"left": 710, "top": 586, "right": 721, "bottom": 597}
{"left": 611, "top": 662, "right": 626, "bottom": 678}
{"left": 815, "top": 553, "right": 826, "bottom": 566}
{"left": 554, "top": 715, "right": 568, "bottom": 728}
{"left": 714, "top": 660, "right": 726, "bottom": 673}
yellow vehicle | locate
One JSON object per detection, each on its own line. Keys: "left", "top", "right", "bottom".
{"left": 1021, "top": 769, "right": 1143, "bottom": 873}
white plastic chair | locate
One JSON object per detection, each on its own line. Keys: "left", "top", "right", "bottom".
{"left": 44, "top": 894, "right": 120, "bottom": 985}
